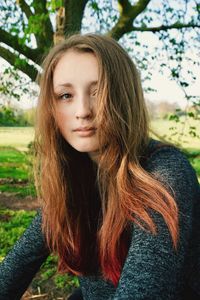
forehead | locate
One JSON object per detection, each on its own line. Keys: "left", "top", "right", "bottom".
{"left": 53, "top": 50, "right": 99, "bottom": 89}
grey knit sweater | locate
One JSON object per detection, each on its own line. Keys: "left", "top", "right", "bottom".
{"left": 0, "top": 140, "right": 200, "bottom": 300}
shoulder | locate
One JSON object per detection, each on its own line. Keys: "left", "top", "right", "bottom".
{"left": 141, "top": 139, "right": 199, "bottom": 208}
{"left": 143, "top": 139, "right": 198, "bottom": 184}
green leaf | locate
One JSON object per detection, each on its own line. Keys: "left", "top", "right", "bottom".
{"left": 188, "top": 112, "right": 194, "bottom": 118}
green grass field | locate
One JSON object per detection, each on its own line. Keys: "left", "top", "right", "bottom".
{"left": 0, "top": 146, "right": 35, "bottom": 198}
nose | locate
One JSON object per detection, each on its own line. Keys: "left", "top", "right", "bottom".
{"left": 75, "top": 96, "right": 94, "bottom": 120}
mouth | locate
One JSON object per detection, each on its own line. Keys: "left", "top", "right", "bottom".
{"left": 74, "top": 127, "right": 96, "bottom": 132}
{"left": 73, "top": 127, "right": 97, "bottom": 137}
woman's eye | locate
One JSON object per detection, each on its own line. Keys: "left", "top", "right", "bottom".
{"left": 91, "top": 89, "right": 97, "bottom": 97}
{"left": 59, "top": 93, "right": 72, "bottom": 100}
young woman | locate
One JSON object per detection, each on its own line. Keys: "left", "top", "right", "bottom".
{"left": 0, "top": 33, "right": 200, "bottom": 300}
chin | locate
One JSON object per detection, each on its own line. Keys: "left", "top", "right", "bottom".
{"left": 72, "top": 144, "right": 99, "bottom": 154}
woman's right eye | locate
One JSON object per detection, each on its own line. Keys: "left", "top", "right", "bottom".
{"left": 58, "top": 93, "right": 72, "bottom": 100}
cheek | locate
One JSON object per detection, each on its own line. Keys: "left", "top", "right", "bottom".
{"left": 55, "top": 109, "right": 69, "bottom": 132}
{"left": 56, "top": 105, "right": 71, "bottom": 121}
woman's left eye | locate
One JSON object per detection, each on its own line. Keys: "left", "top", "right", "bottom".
{"left": 91, "top": 89, "right": 97, "bottom": 97}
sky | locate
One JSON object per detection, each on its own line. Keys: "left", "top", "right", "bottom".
{"left": 144, "top": 69, "right": 200, "bottom": 109}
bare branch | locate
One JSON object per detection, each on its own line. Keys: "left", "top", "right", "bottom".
{"left": 0, "top": 45, "right": 38, "bottom": 81}
{"left": 131, "top": 22, "right": 200, "bottom": 32}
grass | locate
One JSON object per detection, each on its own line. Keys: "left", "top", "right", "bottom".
{"left": 0, "top": 146, "right": 35, "bottom": 198}
{"left": 0, "top": 123, "right": 199, "bottom": 298}
{"left": 0, "top": 127, "right": 34, "bottom": 151}
{"left": 0, "top": 208, "right": 36, "bottom": 261}
{"left": 0, "top": 128, "right": 79, "bottom": 298}
{"left": 0, "top": 208, "right": 78, "bottom": 298}
{"left": 151, "top": 117, "right": 200, "bottom": 150}
{"left": 0, "top": 183, "right": 35, "bottom": 198}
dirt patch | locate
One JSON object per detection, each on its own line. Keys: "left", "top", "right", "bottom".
{"left": 0, "top": 192, "right": 40, "bottom": 210}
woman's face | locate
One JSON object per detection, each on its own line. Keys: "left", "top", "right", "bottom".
{"left": 53, "top": 50, "right": 100, "bottom": 160}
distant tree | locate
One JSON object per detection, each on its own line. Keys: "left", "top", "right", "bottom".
{"left": 146, "top": 99, "right": 180, "bottom": 119}
{"left": 0, "top": 105, "right": 33, "bottom": 126}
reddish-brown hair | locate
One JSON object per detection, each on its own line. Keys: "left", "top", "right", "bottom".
{"left": 35, "top": 33, "right": 178, "bottom": 286}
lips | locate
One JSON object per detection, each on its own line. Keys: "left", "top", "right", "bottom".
{"left": 73, "top": 127, "right": 96, "bottom": 137}
{"left": 74, "top": 126, "right": 96, "bottom": 132}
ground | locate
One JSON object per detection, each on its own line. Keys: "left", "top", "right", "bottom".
{"left": 0, "top": 192, "right": 40, "bottom": 211}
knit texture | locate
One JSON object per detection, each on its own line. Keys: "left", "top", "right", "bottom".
{"left": 0, "top": 140, "right": 199, "bottom": 300}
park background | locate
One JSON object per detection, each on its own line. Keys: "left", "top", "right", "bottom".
{"left": 0, "top": 0, "right": 200, "bottom": 299}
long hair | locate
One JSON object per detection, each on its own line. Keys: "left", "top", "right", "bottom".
{"left": 35, "top": 33, "right": 178, "bottom": 286}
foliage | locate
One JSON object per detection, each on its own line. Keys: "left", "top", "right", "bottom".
{"left": 0, "top": 0, "right": 200, "bottom": 148}
{"left": 0, "top": 0, "right": 199, "bottom": 83}
{"left": 0, "top": 0, "right": 199, "bottom": 139}
{"left": 0, "top": 105, "right": 35, "bottom": 126}
{"left": 0, "top": 106, "right": 18, "bottom": 126}
{"left": 0, "top": 65, "right": 39, "bottom": 110}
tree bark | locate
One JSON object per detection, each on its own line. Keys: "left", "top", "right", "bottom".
{"left": 0, "top": 46, "right": 38, "bottom": 81}
{"left": 64, "top": 0, "right": 88, "bottom": 35}
{"left": 108, "top": 0, "right": 151, "bottom": 39}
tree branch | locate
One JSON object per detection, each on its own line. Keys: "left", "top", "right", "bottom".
{"left": 0, "top": 45, "right": 38, "bottom": 81}
{"left": 64, "top": 0, "right": 89, "bottom": 35}
{"left": 0, "top": 28, "right": 43, "bottom": 63}
{"left": 31, "top": 0, "right": 54, "bottom": 49}
{"left": 118, "top": 0, "right": 151, "bottom": 17}
{"left": 131, "top": 22, "right": 200, "bottom": 32}
{"left": 109, "top": 0, "right": 151, "bottom": 39}
{"left": 18, "top": 0, "right": 34, "bottom": 19}
{"left": 33, "top": 0, "right": 47, "bottom": 14}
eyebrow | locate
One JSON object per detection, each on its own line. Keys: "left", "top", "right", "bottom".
{"left": 55, "top": 80, "right": 98, "bottom": 88}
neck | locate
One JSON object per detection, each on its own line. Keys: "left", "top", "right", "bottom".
{"left": 88, "top": 150, "right": 100, "bottom": 164}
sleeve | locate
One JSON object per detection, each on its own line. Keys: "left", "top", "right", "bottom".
{"left": 0, "top": 210, "right": 50, "bottom": 300}
{"left": 111, "top": 147, "right": 200, "bottom": 300}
